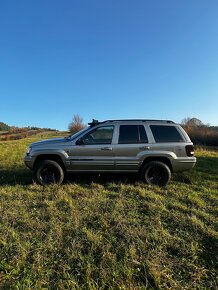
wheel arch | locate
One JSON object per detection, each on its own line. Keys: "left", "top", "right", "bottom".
{"left": 33, "top": 154, "right": 66, "bottom": 172}
{"left": 140, "top": 156, "right": 173, "bottom": 172}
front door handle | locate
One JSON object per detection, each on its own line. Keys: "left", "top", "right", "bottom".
{"left": 101, "top": 147, "right": 113, "bottom": 151}
{"left": 139, "top": 146, "right": 150, "bottom": 150}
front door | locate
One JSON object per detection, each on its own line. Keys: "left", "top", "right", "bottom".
{"left": 69, "top": 125, "right": 115, "bottom": 171}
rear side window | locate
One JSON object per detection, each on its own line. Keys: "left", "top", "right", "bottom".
{"left": 119, "top": 125, "right": 148, "bottom": 144}
{"left": 150, "top": 125, "right": 184, "bottom": 142}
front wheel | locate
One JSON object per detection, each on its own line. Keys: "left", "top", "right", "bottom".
{"left": 34, "top": 160, "right": 64, "bottom": 185}
{"left": 141, "top": 161, "right": 171, "bottom": 187}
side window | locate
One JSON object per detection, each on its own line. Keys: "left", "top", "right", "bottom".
{"left": 150, "top": 125, "right": 184, "bottom": 142}
{"left": 83, "top": 126, "right": 114, "bottom": 145}
{"left": 118, "top": 125, "right": 148, "bottom": 144}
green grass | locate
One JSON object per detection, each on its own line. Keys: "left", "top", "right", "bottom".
{"left": 0, "top": 133, "right": 217, "bottom": 289}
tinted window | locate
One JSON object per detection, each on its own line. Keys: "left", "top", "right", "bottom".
{"left": 119, "top": 125, "right": 148, "bottom": 144}
{"left": 83, "top": 126, "right": 114, "bottom": 145}
{"left": 150, "top": 125, "right": 184, "bottom": 142}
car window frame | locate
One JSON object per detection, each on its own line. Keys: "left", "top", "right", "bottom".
{"left": 79, "top": 125, "right": 115, "bottom": 145}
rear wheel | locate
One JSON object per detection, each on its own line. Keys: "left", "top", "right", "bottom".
{"left": 34, "top": 160, "right": 64, "bottom": 185}
{"left": 141, "top": 161, "right": 171, "bottom": 186}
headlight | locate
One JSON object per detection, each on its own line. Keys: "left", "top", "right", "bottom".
{"left": 26, "top": 147, "right": 32, "bottom": 155}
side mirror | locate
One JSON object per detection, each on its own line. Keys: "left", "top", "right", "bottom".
{"left": 76, "top": 137, "right": 85, "bottom": 145}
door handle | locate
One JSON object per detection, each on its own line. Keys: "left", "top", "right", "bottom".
{"left": 101, "top": 147, "right": 113, "bottom": 151}
{"left": 139, "top": 146, "right": 150, "bottom": 150}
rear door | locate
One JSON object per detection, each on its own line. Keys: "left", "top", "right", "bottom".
{"left": 113, "top": 124, "right": 149, "bottom": 171}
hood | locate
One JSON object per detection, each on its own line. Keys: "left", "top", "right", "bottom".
{"left": 31, "top": 138, "right": 67, "bottom": 147}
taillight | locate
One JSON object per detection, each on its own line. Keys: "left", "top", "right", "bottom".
{"left": 186, "top": 145, "right": 194, "bottom": 157}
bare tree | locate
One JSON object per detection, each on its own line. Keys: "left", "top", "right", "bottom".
{"left": 68, "top": 114, "right": 86, "bottom": 133}
{"left": 181, "top": 117, "right": 191, "bottom": 126}
{"left": 181, "top": 117, "right": 204, "bottom": 127}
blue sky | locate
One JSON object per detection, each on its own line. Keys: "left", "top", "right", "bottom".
{"left": 0, "top": 0, "right": 218, "bottom": 130}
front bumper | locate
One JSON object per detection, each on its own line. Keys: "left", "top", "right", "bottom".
{"left": 24, "top": 155, "right": 35, "bottom": 170}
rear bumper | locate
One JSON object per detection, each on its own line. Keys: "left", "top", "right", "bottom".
{"left": 172, "top": 157, "right": 196, "bottom": 172}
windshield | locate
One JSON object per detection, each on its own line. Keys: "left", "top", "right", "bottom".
{"left": 66, "top": 127, "right": 90, "bottom": 140}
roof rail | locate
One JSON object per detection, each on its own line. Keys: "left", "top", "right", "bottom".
{"left": 104, "top": 119, "right": 175, "bottom": 124}
{"left": 88, "top": 119, "right": 175, "bottom": 127}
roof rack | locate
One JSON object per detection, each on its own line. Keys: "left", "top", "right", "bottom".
{"left": 88, "top": 119, "right": 175, "bottom": 127}
{"left": 104, "top": 119, "right": 175, "bottom": 124}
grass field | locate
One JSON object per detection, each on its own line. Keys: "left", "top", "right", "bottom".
{"left": 0, "top": 133, "right": 217, "bottom": 289}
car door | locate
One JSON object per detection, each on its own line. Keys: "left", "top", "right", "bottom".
{"left": 113, "top": 124, "right": 149, "bottom": 171}
{"left": 68, "top": 125, "right": 115, "bottom": 171}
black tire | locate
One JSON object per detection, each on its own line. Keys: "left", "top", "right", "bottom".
{"left": 141, "top": 161, "right": 171, "bottom": 187}
{"left": 34, "top": 160, "right": 64, "bottom": 185}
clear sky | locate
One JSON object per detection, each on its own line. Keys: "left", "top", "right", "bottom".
{"left": 0, "top": 0, "right": 218, "bottom": 130}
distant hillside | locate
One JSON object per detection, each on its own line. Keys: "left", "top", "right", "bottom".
{"left": 0, "top": 121, "right": 56, "bottom": 132}
{"left": 0, "top": 121, "right": 57, "bottom": 141}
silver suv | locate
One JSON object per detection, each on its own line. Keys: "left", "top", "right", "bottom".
{"left": 24, "top": 119, "right": 196, "bottom": 186}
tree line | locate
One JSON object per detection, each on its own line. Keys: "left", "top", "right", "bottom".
{"left": 181, "top": 117, "right": 218, "bottom": 146}
{"left": 0, "top": 122, "right": 10, "bottom": 131}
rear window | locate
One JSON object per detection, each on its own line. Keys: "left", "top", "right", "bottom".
{"left": 150, "top": 125, "right": 184, "bottom": 142}
{"left": 119, "top": 125, "right": 148, "bottom": 144}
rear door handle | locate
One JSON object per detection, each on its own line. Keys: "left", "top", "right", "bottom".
{"left": 139, "top": 146, "right": 150, "bottom": 150}
{"left": 101, "top": 147, "right": 113, "bottom": 151}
